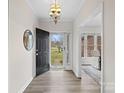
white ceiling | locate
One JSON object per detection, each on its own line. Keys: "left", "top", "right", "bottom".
{"left": 27, "top": 0, "right": 85, "bottom": 21}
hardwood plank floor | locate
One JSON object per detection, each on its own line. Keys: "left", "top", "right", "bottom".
{"left": 24, "top": 70, "right": 100, "bottom": 93}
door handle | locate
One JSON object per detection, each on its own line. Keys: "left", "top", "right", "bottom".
{"left": 36, "top": 53, "right": 38, "bottom": 55}
{"left": 36, "top": 49, "right": 38, "bottom": 52}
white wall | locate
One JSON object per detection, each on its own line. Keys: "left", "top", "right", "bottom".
{"left": 38, "top": 20, "right": 73, "bottom": 33}
{"left": 8, "top": 0, "right": 38, "bottom": 93}
{"left": 72, "top": 26, "right": 81, "bottom": 77}
{"left": 103, "top": 0, "right": 115, "bottom": 92}
{"left": 81, "top": 27, "right": 101, "bottom": 33}
{"left": 74, "top": 0, "right": 100, "bottom": 27}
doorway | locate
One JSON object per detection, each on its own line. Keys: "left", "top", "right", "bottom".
{"left": 50, "top": 33, "right": 64, "bottom": 70}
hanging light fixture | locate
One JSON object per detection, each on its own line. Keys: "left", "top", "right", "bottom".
{"left": 49, "top": 0, "right": 61, "bottom": 24}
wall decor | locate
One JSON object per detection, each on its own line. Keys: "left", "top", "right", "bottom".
{"left": 23, "top": 29, "right": 33, "bottom": 51}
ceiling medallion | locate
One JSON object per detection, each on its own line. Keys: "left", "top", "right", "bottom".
{"left": 49, "top": 0, "right": 61, "bottom": 24}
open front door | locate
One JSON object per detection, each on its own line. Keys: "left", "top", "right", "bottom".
{"left": 36, "top": 28, "right": 50, "bottom": 76}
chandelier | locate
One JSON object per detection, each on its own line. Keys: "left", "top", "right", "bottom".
{"left": 49, "top": 0, "right": 61, "bottom": 24}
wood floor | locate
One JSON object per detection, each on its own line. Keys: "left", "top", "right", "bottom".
{"left": 24, "top": 70, "right": 100, "bottom": 93}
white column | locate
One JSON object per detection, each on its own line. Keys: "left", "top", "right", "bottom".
{"left": 94, "top": 34, "right": 97, "bottom": 51}
{"left": 84, "top": 34, "right": 87, "bottom": 58}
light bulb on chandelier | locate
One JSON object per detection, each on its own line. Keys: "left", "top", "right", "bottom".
{"left": 49, "top": 0, "right": 61, "bottom": 24}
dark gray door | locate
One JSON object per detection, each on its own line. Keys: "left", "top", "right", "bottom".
{"left": 36, "top": 28, "right": 50, "bottom": 76}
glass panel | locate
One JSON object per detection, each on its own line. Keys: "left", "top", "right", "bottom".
{"left": 81, "top": 36, "right": 84, "bottom": 57}
{"left": 87, "top": 35, "right": 94, "bottom": 57}
{"left": 51, "top": 34, "right": 64, "bottom": 67}
{"left": 97, "top": 36, "right": 101, "bottom": 54}
{"left": 67, "top": 34, "right": 70, "bottom": 64}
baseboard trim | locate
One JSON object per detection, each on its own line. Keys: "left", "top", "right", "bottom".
{"left": 102, "top": 82, "right": 115, "bottom": 93}
{"left": 18, "top": 77, "right": 33, "bottom": 93}
{"left": 72, "top": 70, "right": 81, "bottom": 78}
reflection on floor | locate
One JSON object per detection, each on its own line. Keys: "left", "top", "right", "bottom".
{"left": 24, "top": 70, "right": 100, "bottom": 93}
{"left": 50, "top": 66, "right": 64, "bottom": 71}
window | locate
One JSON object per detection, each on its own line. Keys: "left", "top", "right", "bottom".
{"left": 81, "top": 34, "right": 101, "bottom": 58}
{"left": 81, "top": 37, "right": 84, "bottom": 57}
{"left": 87, "top": 35, "right": 94, "bottom": 57}
{"left": 97, "top": 36, "right": 101, "bottom": 54}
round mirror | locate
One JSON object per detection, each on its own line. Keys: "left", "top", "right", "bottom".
{"left": 23, "top": 30, "right": 33, "bottom": 51}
